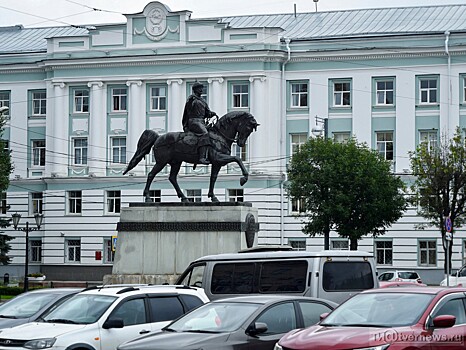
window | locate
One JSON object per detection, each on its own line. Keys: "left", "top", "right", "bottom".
{"left": 464, "top": 77, "right": 466, "bottom": 103}
{"left": 333, "top": 132, "right": 351, "bottom": 143}
{"left": 66, "top": 239, "right": 81, "bottom": 262}
{"left": 186, "top": 189, "right": 201, "bottom": 203}
{"left": 212, "top": 263, "right": 255, "bottom": 294}
{"left": 432, "top": 298, "right": 466, "bottom": 325}
{"left": 31, "top": 91, "right": 46, "bottom": 116}
{"left": 419, "top": 130, "right": 438, "bottom": 152}
{"left": 227, "top": 189, "right": 243, "bottom": 202}
{"left": 73, "top": 89, "right": 89, "bottom": 113}
{"left": 419, "top": 240, "right": 437, "bottom": 266}
{"left": 30, "top": 192, "right": 43, "bottom": 214}
{"left": 106, "top": 190, "right": 121, "bottom": 214}
{"left": 149, "top": 190, "right": 161, "bottom": 203}
{"left": 232, "top": 84, "right": 249, "bottom": 108}
{"left": 419, "top": 78, "right": 438, "bottom": 104}
{"left": 111, "top": 137, "right": 126, "bottom": 164}
{"left": 0, "top": 91, "right": 10, "bottom": 117}
{"left": 148, "top": 296, "right": 185, "bottom": 323}
{"left": 30, "top": 239, "right": 42, "bottom": 263}
{"left": 331, "top": 239, "right": 349, "bottom": 250}
{"left": 231, "top": 142, "right": 248, "bottom": 161}
{"left": 32, "top": 140, "right": 46, "bottom": 166}
{"left": 375, "top": 80, "right": 394, "bottom": 105}
{"left": 288, "top": 239, "right": 306, "bottom": 251}
{"left": 178, "top": 264, "right": 205, "bottom": 288}
{"left": 290, "top": 82, "right": 308, "bottom": 107}
{"left": 68, "top": 191, "right": 82, "bottom": 214}
{"left": 104, "top": 238, "right": 115, "bottom": 263}
{"left": 259, "top": 261, "right": 307, "bottom": 293}
{"left": 333, "top": 81, "right": 351, "bottom": 106}
{"left": 299, "top": 301, "right": 333, "bottom": 327}
{"left": 256, "top": 302, "right": 297, "bottom": 335}
{"left": 0, "top": 192, "right": 6, "bottom": 214}
{"left": 291, "top": 133, "right": 307, "bottom": 154}
{"left": 375, "top": 240, "right": 392, "bottom": 265}
{"left": 113, "top": 298, "right": 146, "bottom": 326}
{"left": 73, "top": 138, "right": 88, "bottom": 165}
{"left": 323, "top": 262, "right": 374, "bottom": 291}
{"left": 150, "top": 86, "right": 167, "bottom": 111}
{"left": 112, "top": 88, "right": 127, "bottom": 111}
{"left": 291, "top": 197, "right": 305, "bottom": 213}
{"left": 376, "top": 132, "right": 394, "bottom": 161}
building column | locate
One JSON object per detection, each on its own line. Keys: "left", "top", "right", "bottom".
{"left": 167, "top": 79, "right": 183, "bottom": 131}
{"left": 87, "top": 81, "right": 106, "bottom": 177}
{"left": 51, "top": 82, "right": 67, "bottom": 176}
{"left": 126, "top": 80, "right": 145, "bottom": 175}
{"left": 207, "top": 77, "right": 225, "bottom": 116}
{"left": 249, "top": 75, "right": 267, "bottom": 173}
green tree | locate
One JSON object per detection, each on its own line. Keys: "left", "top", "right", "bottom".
{"left": 0, "top": 111, "right": 13, "bottom": 264}
{"left": 409, "top": 128, "right": 466, "bottom": 273}
{"left": 287, "top": 137, "right": 406, "bottom": 250}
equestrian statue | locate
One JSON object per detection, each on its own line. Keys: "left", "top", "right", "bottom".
{"left": 123, "top": 82, "right": 259, "bottom": 203}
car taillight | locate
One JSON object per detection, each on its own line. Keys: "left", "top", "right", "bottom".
{"left": 395, "top": 278, "right": 402, "bottom": 282}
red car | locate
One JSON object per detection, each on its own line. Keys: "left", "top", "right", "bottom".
{"left": 275, "top": 287, "right": 466, "bottom": 350}
{"left": 379, "top": 281, "right": 427, "bottom": 288}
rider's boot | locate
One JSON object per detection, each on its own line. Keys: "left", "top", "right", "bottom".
{"left": 198, "top": 146, "right": 210, "bottom": 165}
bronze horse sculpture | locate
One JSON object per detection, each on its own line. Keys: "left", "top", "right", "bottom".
{"left": 124, "top": 111, "right": 259, "bottom": 202}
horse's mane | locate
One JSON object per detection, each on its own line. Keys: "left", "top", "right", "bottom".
{"left": 214, "top": 111, "right": 253, "bottom": 130}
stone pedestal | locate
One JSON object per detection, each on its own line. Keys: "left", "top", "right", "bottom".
{"left": 103, "top": 202, "right": 258, "bottom": 285}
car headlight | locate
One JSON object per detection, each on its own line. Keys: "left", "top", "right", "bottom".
{"left": 273, "top": 343, "right": 283, "bottom": 350}
{"left": 24, "top": 338, "right": 56, "bottom": 349}
{"left": 354, "top": 345, "right": 390, "bottom": 350}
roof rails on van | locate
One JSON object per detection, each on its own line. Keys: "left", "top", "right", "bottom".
{"left": 82, "top": 284, "right": 149, "bottom": 292}
{"left": 238, "top": 245, "right": 293, "bottom": 253}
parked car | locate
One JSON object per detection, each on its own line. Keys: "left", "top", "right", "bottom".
{"left": 440, "top": 263, "right": 466, "bottom": 286}
{"left": 176, "top": 250, "right": 378, "bottom": 304}
{"left": 378, "top": 270, "right": 423, "bottom": 284}
{"left": 118, "top": 295, "right": 337, "bottom": 350}
{"left": 379, "top": 281, "right": 427, "bottom": 288}
{"left": 0, "top": 288, "right": 81, "bottom": 329}
{"left": 275, "top": 287, "right": 466, "bottom": 350}
{"left": 0, "top": 285, "right": 209, "bottom": 350}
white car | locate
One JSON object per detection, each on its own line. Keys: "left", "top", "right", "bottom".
{"left": 0, "top": 284, "right": 209, "bottom": 350}
{"left": 440, "top": 264, "right": 466, "bottom": 286}
{"left": 378, "top": 270, "right": 423, "bottom": 284}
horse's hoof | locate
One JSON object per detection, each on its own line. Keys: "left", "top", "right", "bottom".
{"left": 144, "top": 197, "right": 153, "bottom": 203}
{"left": 240, "top": 177, "right": 248, "bottom": 186}
{"left": 181, "top": 198, "right": 189, "bottom": 203}
{"left": 211, "top": 196, "right": 219, "bottom": 203}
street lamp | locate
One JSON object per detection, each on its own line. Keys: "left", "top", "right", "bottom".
{"left": 11, "top": 213, "right": 44, "bottom": 292}
{"left": 311, "top": 116, "right": 330, "bottom": 250}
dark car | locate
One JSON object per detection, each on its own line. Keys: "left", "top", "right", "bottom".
{"left": 276, "top": 287, "right": 466, "bottom": 350}
{"left": 0, "top": 288, "right": 81, "bottom": 329}
{"left": 118, "top": 295, "right": 337, "bottom": 350}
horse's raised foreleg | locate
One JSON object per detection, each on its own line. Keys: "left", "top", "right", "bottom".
{"left": 212, "top": 154, "right": 249, "bottom": 187}
{"left": 143, "top": 163, "right": 166, "bottom": 202}
{"left": 168, "top": 162, "right": 188, "bottom": 202}
{"left": 208, "top": 164, "right": 222, "bottom": 202}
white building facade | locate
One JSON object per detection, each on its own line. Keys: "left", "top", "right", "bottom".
{"left": 0, "top": 2, "right": 466, "bottom": 283}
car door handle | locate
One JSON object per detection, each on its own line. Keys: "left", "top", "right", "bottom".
{"left": 139, "top": 329, "right": 150, "bottom": 334}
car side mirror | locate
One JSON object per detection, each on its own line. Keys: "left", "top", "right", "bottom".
{"left": 246, "top": 322, "right": 268, "bottom": 336}
{"left": 103, "top": 318, "right": 124, "bottom": 329}
{"left": 432, "top": 315, "right": 456, "bottom": 328}
{"left": 320, "top": 313, "right": 330, "bottom": 321}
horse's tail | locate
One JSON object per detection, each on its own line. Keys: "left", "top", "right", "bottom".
{"left": 123, "top": 129, "right": 159, "bottom": 175}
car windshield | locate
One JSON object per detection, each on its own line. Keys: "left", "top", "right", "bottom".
{"left": 0, "top": 292, "right": 58, "bottom": 318}
{"left": 42, "top": 294, "right": 116, "bottom": 324}
{"left": 321, "top": 292, "right": 434, "bottom": 328}
{"left": 398, "top": 272, "right": 418, "bottom": 279}
{"left": 166, "top": 302, "right": 260, "bottom": 333}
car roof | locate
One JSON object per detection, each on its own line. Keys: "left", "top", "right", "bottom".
{"left": 212, "top": 295, "right": 338, "bottom": 307}
{"left": 362, "top": 286, "right": 466, "bottom": 295}
{"left": 78, "top": 284, "right": 205, "bottom": 297}
{"left": 26, "top": 288, "right": 83, "bottom": 295}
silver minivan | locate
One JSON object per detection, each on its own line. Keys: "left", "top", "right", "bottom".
{"left": 176, "top": 250, "right": 378, "bottom": 304}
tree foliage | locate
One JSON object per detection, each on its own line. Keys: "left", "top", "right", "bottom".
{"left": 287, "top": 137, "right": 406, "bottom": 250}
{"left": 409, "top": 128, "right": 466, "bottom": 272}
{"left": 0, "top": 113, "right": 13, "bottom": 264}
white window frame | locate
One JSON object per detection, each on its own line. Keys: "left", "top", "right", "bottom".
{"left": 111, "top": 137, "right": 127, "bottom": 164}
{"left": 464, "top": 77, "right": 466, "bottom": 104}
{"left": 288, "top": 238, "right": 306, "bottom": 251}
{"left": 291, "top": 197, "right": 306, "bottom": 214}
{"left": 0, "top": 91, "right": 10, "bottom": 117}
{"left": 376, "top": 132, "right": 394, "bottom": 161}
{"left": 419, "top": 240, "right": 437, "bottom": 266}
{"left": 186, "top": 189, "right": 202, "bottom": 203}
{"left": 72, "top": 138, "right": 88, "bottom": 165}
{"left": 30, "top": 192, "right": 43, "bottom": 215}
{"left": 66, "top": 239, "right": 81, "bottom": 263}
{"left": 375, "top": 240, "right": 393, "bottom": 265}
{"left": 419, "top": 78, "right": 438, "bottom": 104}
{"left": 290, "top": 82, "right": 308, "bottom": 108}
{"left": 150, "top": 86, "right": 167, "bottom": 111}
{"left": 232, "top": 84, "right": 249, "bottom": 108}
{"left": 419, "top": 130, "right": 438, "bottom": 152}
{"left": 331, "top": 239, "right": 349, "bottom": 250}
{"left": 104, "top": 238, "right": 115, "bottom": 263}
{"left": 73, "top": 89, "right": 89, "bottom": 113}
{"left": 106, "top": 190, "right": 121, "bottom": 214}
{"left": 291, "top": 133, "right": 307, "bottom": 155}
{"left": 149, "top": 190, "right": 161, "bottom": 203}
{"left": 333, "top": 132, "right": 351, "bottom": 143}
{"left": 31, "top": 91, "right": 46, "bottom": 116}
{"left": 333, "top": 81, "right": 351, "bottom": 107}
{"left": 67, "top": 190, "right": 82, "bottom": 215}
{"left": 227, "top": 189, "right": 244, "bottom": 202}
{"left": 375, "top": 79, "right": 394, "bottom": 106}
{"left": 31, "top": 140, "right": 46, "bottom": 167}
{"left": 231, "top": 142, "right": 248, "bottom": 161}
{"left": 29, "top": 239, "right": 42, "bottom": 263}
{"left": 111, "top": 88, "right": 127, "bottom": 112}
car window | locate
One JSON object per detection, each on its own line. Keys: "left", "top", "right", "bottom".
{"left": 178, "top": 264, "right": 205, "bottom": 288}
{"left": 458, "top": 268, "right": 466, "bottom": 277}
{"left": 379, "top": 273, "right": 393, "bottom": 281}
{"left": 0, "top": 293, "right": 57, "bottom": 318}
{"left": 298, "top": 301, "right": 333, "bottom": 327}
{"left": 259, "top": 261, "right": 307, "bottom": 293}
{"left": 398, "top": 272, "right": 418, "bottom": 279}
{"left": 432, "top": 298, "right": 466, "bottom": 325}
{"left": 255, "top": 302, "right": 296, "bottom": 335}
{"left": 112, "top": 298, "right": 146, "bottom": 326}
{"left": 179, "top": 294, "right": 204, "bottom": 311}
{"left": 212, "top": 263, "right": 255, "bottom": 294}
{"left": 149, "top": 296, "right": 184, "bottom": 322}
{"left": 322, "top": 262, "right": 374, "bottom": 291}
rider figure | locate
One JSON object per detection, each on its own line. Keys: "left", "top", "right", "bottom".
{"left": 182, "top": 82, "right": 217, "bottom": 165}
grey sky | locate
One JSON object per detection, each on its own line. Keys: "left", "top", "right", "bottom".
{"left": 1, "top": 0, "right": 465, "bottom": 28}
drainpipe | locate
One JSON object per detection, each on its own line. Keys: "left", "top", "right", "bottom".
{"left": 445, "top": 31, "right": 451, "bottom": 137}
{"left": 280, "top": 38, "right": 291, "bottom": 245}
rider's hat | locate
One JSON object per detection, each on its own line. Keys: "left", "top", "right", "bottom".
{"left": 192, "top": 82, "right": 204, "bottom": 90}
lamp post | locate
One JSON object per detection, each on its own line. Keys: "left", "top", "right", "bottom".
{"left": 311, "top": 116, "right": 330, "bottom": 250}
{"left": 11, "top": 213, "right": 44, "bottom": 292}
